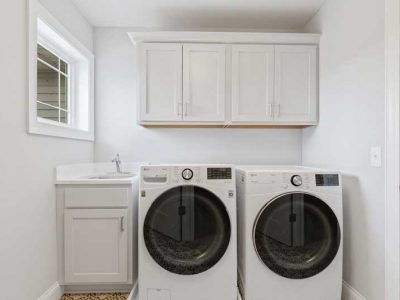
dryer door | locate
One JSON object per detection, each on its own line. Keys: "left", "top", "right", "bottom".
{"left": 144, "top": 185, "right": 231, "bottom": 275}
{"left": 254, "top": 192, "right": 340, "bottom": 279}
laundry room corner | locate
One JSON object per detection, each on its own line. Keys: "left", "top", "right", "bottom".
{"left": 0, "top": 0, "right": 395, "bottom": 299}
{"left": 301, "top": 0, "right": 386, "bottom": 299}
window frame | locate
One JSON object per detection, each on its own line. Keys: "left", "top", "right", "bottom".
{"left": 28, "top": 0, "right": 94, "bottom": 141}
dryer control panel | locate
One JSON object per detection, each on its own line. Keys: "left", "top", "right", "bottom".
{"left": 315, "top": 174, "right": 340, "bottom": 186}
{"left": 240, "top": 170, "right": 341, "bottom": 194}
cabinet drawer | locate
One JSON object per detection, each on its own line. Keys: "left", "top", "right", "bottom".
{"left": 65, "top": 188, "right": 129, "bottom": 208}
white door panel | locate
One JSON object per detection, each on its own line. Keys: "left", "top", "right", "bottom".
{"left": 183, "top": 44, "right": 225, "bottom": 122}
{"left": 274, "top": 45, "right": 317, "bottom": 123}
{"left": 64, "top": 209, "right": 128, "bottom": 283}
{"left": 232, "top": 45, "right": 275, "bottom": 122}
{"left": 140, "top": 43, "right": 182, "bottom": 122}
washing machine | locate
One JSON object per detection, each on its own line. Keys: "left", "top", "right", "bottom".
{"left": 139, "top": 165, "right": 237, "bottom": 300}
{"left": 236, "top": 166, "right": 343, "bottom": 300}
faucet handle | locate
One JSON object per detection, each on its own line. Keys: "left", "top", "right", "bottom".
{"left": 112, "top": 153, "right": 121, "bottom": 163}
{"left": 112, "top": 154, "right": 122, "bottom": 173}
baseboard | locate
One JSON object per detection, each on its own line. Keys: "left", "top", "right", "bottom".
{"left": 37, "top": 282, "right": 64, "bottom": 300}
{"left": 127, "top": 280, "right": 138, "bottom": 300}
{"left": 342, "top": 281, "right": 366, "bottom": 300}
{"left": 64, "top": 284, "right": 133, "bottom": 293}
{"left": 38, "top": 280, "right": 358, "bottom": 300}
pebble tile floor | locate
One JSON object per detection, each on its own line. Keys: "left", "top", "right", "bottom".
{"left": 60, "top": 293, "right": 129, "bottom": 300}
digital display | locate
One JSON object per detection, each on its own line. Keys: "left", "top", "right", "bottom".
{"left": 315, "top": 174, "right": 339, "bottom": 186}
{"left": 207, "top": 168, "right": 232, "bottom": 180}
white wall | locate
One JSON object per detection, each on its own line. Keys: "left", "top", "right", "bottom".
{"left": 39, "top": 0, "right": 94, "bottom": 51}
{"left": 0, "top": 1, "right": 94, "bottom": 299}
{"left": 302, "top": 0, "right": 385, "bottom": 298}
{"left": 93, "top": 28, "right": 302, "bottom": 165}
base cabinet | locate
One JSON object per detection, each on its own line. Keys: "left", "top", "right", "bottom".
{"left": 56, "top": 184, "right": 137, "bottom": 287}
{"left": 64, "top": 209, "right": 128, "bottom": 283}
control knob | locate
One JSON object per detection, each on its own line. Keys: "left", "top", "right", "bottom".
{"left": 182, "top": 169, "right": 194, "bottom": 180}
{"left": 291, "top": 175, "right": 303, "bottom": 187}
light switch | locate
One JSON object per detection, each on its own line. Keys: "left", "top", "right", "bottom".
{"left": 370, "top": 146, "right": 382, "bottom": 167}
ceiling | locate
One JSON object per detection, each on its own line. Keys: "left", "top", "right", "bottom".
{"left": 71, "top": 0, "right": 326, "bottom": 30}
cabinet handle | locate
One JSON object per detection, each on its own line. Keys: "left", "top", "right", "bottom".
{"left": 269, "top": 103, "right": 273, "bottom": 118}
{"left": 276, "top": 104, "right": 281, "bottom": 117}
{"left": 177, "top": 103, "right": 183, "bottom": 116}
{"left": 184, "top": 103, "right": 188, "bottom": 116}
{"left": 185, "top": 83, "right": 191, "bottom": 117}
{"left": 121, "top": 217, "right": 124, "bottom": 232}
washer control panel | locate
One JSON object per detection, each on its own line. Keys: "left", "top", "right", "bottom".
{"left": 291, "top": 175, "right": 303, "bottom": 187}
{"left": 173, "top": 166, "right": 233, "bottom": 184}
{"left": 172, "top": 167, "right": 200, "bottom": 183}
{"left": 207, "top": 168, "right": 232, "bottom": 180}
{"left": 182, "top": 168, "right": 194, "bottom": 180}
{"left": 142, "top": 166, "right": 169, "bottom": 183}
{"left": 141, "top": 166, "right": 234, "bottom": 186}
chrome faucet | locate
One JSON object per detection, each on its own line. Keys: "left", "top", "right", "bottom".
{"left": 112, "top": 154, "right": 122, "bottom": 173}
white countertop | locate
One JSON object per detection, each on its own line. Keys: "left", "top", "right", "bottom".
{"left": 55, "top": 162, "right": 146, "bottom": 185}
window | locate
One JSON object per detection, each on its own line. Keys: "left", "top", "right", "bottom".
{"left": 28, "top": 0, "right": 94, "bottom": 141}
{"left": 37, "top": 44, "right": 70, "bottom": 124}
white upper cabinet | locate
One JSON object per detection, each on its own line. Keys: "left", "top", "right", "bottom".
{"left": 183, "top": 44, "right": 226, "bottom": 122}
{"left": 139, "top": 43, "right": 182, "bottom": 122}
{"left": 132, "top": 32, "right": 320, "bottom": 126}
{"left": 274, "top": 45, "right": 317, "bottom": 123}
{"left": 231, "top": 45, "right": 275, "bottom": 122}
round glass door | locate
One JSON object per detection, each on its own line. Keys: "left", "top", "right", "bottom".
{"left": 254, "top": 193, "right": 340, "bottom": 279}
{"left": 144, "top": 185, "right": 231, "bottom": 275}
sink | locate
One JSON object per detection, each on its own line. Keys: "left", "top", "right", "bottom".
{"left": 85, "top": 173, "right": 135, "bottom": 180}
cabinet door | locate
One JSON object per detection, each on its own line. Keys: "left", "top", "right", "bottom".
{"left": 182, "top": 44, "right": 226, "bottom": 122}
{"left": 64, "top": 209, "right": 128, "bottom": 283}
{"left": 139, "top": 43, "right": 182, "bottom": 122}
{"left": 231, "top": 45, "right": 275, "bottom": 122}
{"left": 274, "top": 45, "right": 317, "bottom": 123}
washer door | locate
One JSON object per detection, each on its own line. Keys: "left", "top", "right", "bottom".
{"left": 254, "top": 193, "right": 340, "bottom": 279}
{"left": 144, "top": 185, "right": 231, "bottom": 275}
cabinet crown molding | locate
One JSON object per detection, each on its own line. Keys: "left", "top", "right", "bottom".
{"left": 128, "top": 31, "right": 320, "bottom": 46}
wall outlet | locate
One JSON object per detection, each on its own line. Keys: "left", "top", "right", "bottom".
{"left": 370, "top": 146, "right": 382, "bottom": 167}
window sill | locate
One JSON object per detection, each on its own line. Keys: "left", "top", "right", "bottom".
{"left": 29, "top": 119, "right": 94, "bottom": 141}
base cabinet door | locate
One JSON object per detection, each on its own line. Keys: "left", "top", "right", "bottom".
{"left": 274, "top": 45, "right": 317, "bottom": 123}
{"left": 64, "top": 209, "right": 128, "bottom": 283}
{"left": 182, "top": 44, "right": 226, "bottom": 122}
